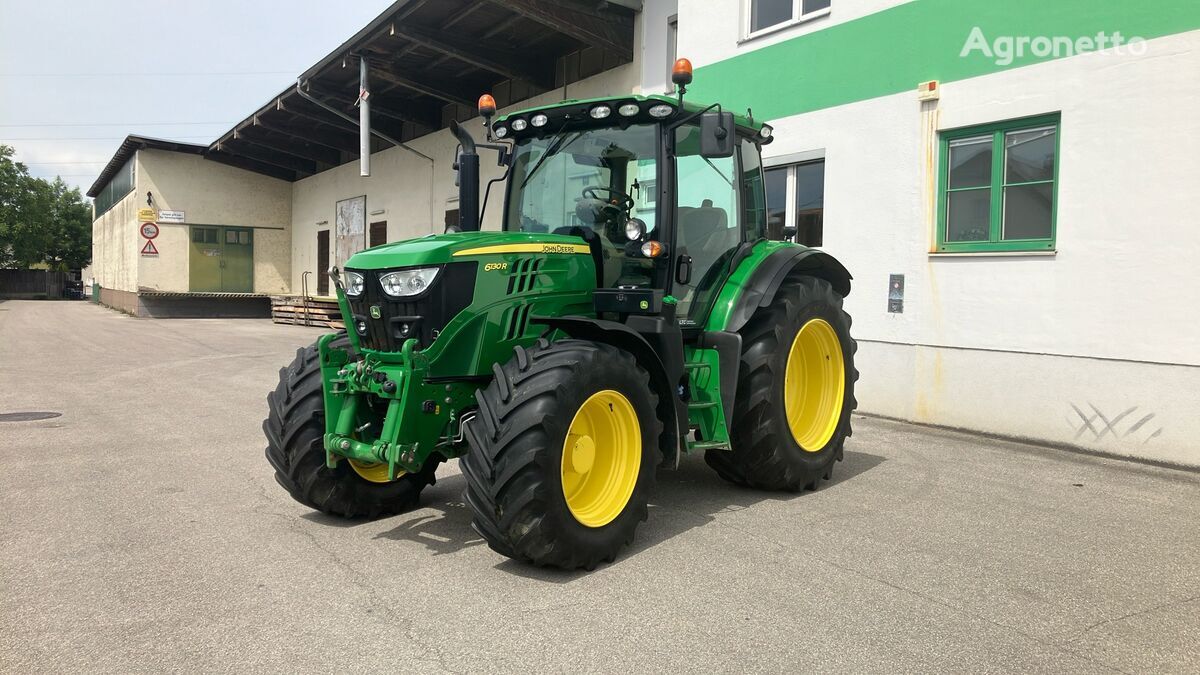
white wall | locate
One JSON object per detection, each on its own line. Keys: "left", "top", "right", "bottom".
{"left": 640, "top": 0, "right": 678, "bottom": 95}
{"left": 136, "top": 150, "right": 293, "bottom": 294}
{"left": 681, "top": 0, "right": 914, "bottom": 68}
{"left": 91, "top": 189, "right": 139, "bottom": 293}
{"left": 753, "top": 30, "right": 1200, "bottom": 464}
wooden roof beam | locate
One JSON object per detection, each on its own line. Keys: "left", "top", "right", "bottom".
{"left": 206, "top": 150, "right": 298, "bottom": 182}
{"left": 237, "top": 124, "right": 342, "bottom": 165}
{"left": 390, "top": 24, "right": 555, "bottom": 88}
{"left": 490, "top": 0, "right": 633, "bottom": 61}
{"left": 369, "top": 68, "right": 476, "bottom": 108}
{"left": 253, "top": 115, "right": 360, "bottom": 154}
{"left": 217, "top": 138, "right": 317, "bottom": 175}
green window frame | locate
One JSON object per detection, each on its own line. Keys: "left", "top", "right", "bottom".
{"left": 936, "top": 113, "right": 1060, "bottom": 253}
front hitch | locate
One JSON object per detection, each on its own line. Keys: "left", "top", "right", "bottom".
{"left": 318, "top": 335, "right": 475, "bottom": 480}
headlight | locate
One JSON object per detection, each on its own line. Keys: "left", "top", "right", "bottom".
{"left": 511, "top": 118, "right": 528, "bottom": 131}
{"left": 625, "top": 218, "right": 646, "bottom": 241}
{"left": 494, "top": 125, "right": 508, "bottom": 138}
{"left": 531, "top": 113, "right": 548, "bottom": 127}
{"left": 759, "top": 124, "right": 774, "bottom": 140}
{"left": 590, "top": 105, "right": 612, "bottom": 119}
{"left": 648, "top": 104, "right": 674, "bottom": 118}
{"left": 379, "top": 267, "right": 440, "bottom": 297}
{"left": 344, "top": 271, "right": 365, "bottom": 297}
{"left": 618, "top": 103, "right": 639, "bottom": 117}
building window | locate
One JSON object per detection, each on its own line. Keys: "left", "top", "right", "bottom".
{"left": 764, "top": 159, "right": 825, "bottom": 246}
{"left": 369, "top": 221, "right": 387, "bottom": 248}
{"left": 937, "top": 114, "right": 1059, "bottom": 253}
{"left": 748, "top": 0, "right": 831, "bottom": 36}
{"left": 93, "top": 156, "right": 135, "bottom": 219}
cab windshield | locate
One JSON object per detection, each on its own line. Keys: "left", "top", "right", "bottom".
{"left": 504, "top": 124, "right": 659, "bottom": 287}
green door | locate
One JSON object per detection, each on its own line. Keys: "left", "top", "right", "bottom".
{"left": 190, "top": 227, "right": 222, "bottom": 292}
{"left": 189, "top": 226, "right": 254, "bottom": 292}
{"left": 221, "top": 228, "right": 253, "bottom": 292}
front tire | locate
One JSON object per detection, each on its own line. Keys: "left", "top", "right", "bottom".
{"left": 461, "top": 339, "right": 661, "bottom": 570}
{"left": 263, "top": 336, "right": 439, "bottom": 518}
{"left": 706, "top": 275, "right": 858, "bottom": 491}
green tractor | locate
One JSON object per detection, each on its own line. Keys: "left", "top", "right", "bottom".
{"left": 264, "top": 63, "right": 857, "bottom": 570}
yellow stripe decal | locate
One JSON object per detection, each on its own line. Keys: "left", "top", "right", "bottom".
{"left": 452, "top": 243, "right": 592, "bottom": 257}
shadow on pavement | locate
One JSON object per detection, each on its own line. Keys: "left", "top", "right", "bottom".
{"left": 331, "top": 448, "right": 886, "bottom": 581}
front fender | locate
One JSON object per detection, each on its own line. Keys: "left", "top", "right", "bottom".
{"left": 532, "top": 315, "right": 685, "bottom": 468}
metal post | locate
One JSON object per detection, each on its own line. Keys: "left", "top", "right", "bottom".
{"left": 359, "top": 56, "right": 370, "bottom": 177}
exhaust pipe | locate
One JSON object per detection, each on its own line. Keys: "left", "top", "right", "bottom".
{"left": 449, "top": 120, "right": 480, "bottom": 232}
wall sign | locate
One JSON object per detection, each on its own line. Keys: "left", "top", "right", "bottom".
{"left": 158, "top": 210, "right": 186, "bottom": 224}
{"left": 137, "top": 207, "right": 157, "bottom": 222}
{"left": 140, "top": 240, "right": 159, "bottom": 256}
{"left": 140, "top": 222, "right": 160, "bottom": 239}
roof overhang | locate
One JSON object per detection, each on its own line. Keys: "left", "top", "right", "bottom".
{"left": 208, "top": 0, "right": 639, "bottom": 182}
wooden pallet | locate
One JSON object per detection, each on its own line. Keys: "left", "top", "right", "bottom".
{"left": 270, "top": 296, "right": 342, "bottom": 328}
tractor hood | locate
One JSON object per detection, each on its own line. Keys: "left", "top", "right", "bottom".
{"left": 345, "top": 231, "right": 592, "bottom": 270}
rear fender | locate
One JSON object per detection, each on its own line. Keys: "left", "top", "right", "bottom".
{"left": 721, "top": 247, "right": 852, "bottom": 335}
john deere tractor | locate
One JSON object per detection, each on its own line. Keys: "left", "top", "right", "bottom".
{"left": 264, "top": 61, "right": 857, "bottom": 570}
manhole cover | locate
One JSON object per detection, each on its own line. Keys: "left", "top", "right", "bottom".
{"left": 0, "top": 411, "right": 62, "bottom": 422}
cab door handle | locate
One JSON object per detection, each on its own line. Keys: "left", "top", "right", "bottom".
{"left": 676, "top": 254, "right": 693, "bottom": 285}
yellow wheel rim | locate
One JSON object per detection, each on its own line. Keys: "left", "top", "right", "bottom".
{"left": 784, "top": 318, "right": 846, "bottom": 452}
{"left": 561, "top": 390, "right": 641, "bottom": 528}
{"left": 348, "top": 459, "right": 406, "bottom": 483}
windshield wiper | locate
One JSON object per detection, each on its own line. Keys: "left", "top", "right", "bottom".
{"left": 520, "top": 130, "right": 582, "bottom": 188}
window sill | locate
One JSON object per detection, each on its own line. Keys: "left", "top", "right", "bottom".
{"left": 739, "top": 9, "right": 831, "bottom": 45}
{"left": 929, "top": 250, "right": 1057, "bottom": 258}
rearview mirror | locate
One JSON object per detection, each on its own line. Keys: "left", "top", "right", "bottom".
{"left": 700, "top": 111, "right": 735, "bottom": 158}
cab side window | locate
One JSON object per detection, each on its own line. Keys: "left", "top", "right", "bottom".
{"left": 740, "top": 139, "right": 767, "bottom": 241}
{"left": 674, "top": 125, "right": 741, "bottom": 324}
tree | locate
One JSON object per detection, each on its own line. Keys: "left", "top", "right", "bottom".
{"left": 0, "top": 144, "right": 93, "bottom": 270}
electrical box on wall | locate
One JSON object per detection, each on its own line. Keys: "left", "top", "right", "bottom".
{"left": 917, "top": 80, "right": 940, "bottom": 102}
{"left": 888, "top": 274, "right": 905, "bottom": 313}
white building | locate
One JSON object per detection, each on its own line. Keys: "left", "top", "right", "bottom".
{"left": 89, "top": 0, "right": 1200, "bottom": 466}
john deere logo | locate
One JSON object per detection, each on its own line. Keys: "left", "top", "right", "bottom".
{"left": 369, "top": 306, "right": 382, "bottom": 319}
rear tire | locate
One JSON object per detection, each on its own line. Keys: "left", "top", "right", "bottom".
{"left": 461, "top": 339, "right": 661, "bottom": 570}
{"left": 706, "top": 275, "right": 857, "bottom": 491}
{"left": 263, "top": 335, "right": 439, "bottom": 518}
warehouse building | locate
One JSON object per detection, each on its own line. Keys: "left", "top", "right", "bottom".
{"left": 89, "top": 0, "right": 1200, "bottom": 466}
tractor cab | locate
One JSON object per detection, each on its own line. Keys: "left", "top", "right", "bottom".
{"left": 486, "top": 88, "right": 774, "bottom": 331}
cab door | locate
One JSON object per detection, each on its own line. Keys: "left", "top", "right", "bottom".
{"left": 672, "top": 125, "right": 743, "bottom": 327}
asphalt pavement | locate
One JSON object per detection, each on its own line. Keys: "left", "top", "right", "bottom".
{"left": 1, "top": 300, "right": 1197, "bottom": 673}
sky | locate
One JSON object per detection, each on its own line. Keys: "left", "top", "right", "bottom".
{"left": 0, "top": 0, "right": 395, "bottom": 195}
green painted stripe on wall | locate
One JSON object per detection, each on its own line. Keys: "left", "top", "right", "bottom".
{"left": 690, "top": 0, "right": 1200, "bottom": 120}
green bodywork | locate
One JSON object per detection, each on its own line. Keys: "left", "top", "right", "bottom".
{"left": 316, "top": 94, "right": 811, "bottom": 477}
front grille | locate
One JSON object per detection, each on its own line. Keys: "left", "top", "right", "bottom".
{"left": 345, "top": 262, "right": 477, "bottom": 352}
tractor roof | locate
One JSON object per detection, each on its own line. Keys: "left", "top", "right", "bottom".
{"left": 492, "top": 94, "right": 767, "bottom": 140}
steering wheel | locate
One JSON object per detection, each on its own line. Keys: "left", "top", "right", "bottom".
{"left": 582, "top": 186, "right": 634, "bottom": 213}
